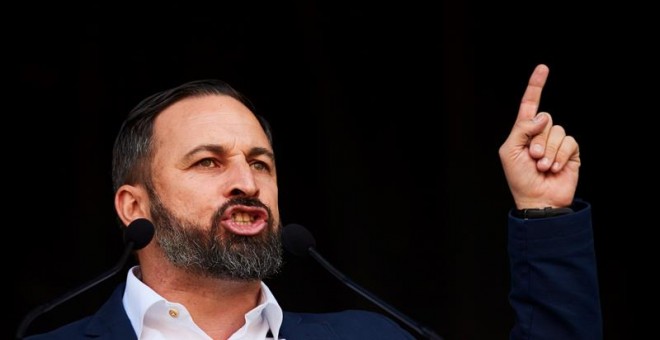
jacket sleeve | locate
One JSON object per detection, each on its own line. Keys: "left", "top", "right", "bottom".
{"left": 508, "top": 200, "right": 602, "bottom": 340}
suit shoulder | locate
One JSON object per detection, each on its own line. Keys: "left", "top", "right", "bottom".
{"left": 283, "top": 309, "right": 416, "bottom": 339}
{"left": 23, "top": 316, "right": 93, "bottom": 340}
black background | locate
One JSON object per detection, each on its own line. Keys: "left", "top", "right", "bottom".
{"left": 12, "top": 2, "right": 649, "bottom": 339}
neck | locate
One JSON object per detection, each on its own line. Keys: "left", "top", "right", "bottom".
{"left": 139, "top": 260, "right": 263, "bottom": 339}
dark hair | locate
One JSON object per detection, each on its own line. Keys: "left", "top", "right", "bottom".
{"left": 111, "top": 79, "right": 273, "bottom": 193}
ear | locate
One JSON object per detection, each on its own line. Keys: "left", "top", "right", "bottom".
{"left": 115, "top": 184, "right": 150, "bottom": 227}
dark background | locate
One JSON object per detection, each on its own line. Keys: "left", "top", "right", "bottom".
{"left": 12, "top": 2, "right": 649, "bottom": 339}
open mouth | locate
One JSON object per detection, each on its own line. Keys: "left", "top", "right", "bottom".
{"left": 221, "top": 205, "right": 268, "bottom": 235}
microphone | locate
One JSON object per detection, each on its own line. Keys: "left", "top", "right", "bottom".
{"left": 282, "top": 223, "right": 444, "bottom": 340}
{"left": 16, "top": 218, "right": 155, "bottom": 339}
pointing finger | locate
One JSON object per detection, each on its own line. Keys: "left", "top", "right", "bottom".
{"left": 517, "top": 64, "right": 549, "bottom": 122}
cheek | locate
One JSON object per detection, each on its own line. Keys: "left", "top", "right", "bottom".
{"left": 259, "top": 180, "right": 279, "bottom": 217}
{"left": 155, "top": 176, "right": 221, "bottom": 224}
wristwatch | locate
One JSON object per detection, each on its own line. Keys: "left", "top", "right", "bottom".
{"left": 512, "top": 207, "right": 574, "bottom": 219}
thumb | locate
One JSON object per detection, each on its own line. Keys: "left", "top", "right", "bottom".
{"left": 507, "top": 112, "right": 550, "bottom": 147}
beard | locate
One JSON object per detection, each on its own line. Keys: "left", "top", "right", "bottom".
{"left": 146, "top": 185, "right": 283, "bottom": 281}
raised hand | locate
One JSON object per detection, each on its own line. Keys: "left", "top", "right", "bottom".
{"left": 498, "top": 64, "right": 580, "bottom": 209}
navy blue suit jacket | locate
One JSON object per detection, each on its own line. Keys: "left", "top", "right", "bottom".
{"left": 25, "top": 281, "right": 416, "bottom": 339}
{"left": 25, "top": 201, "right": 601, "bottom": 339}
{"left": 507, "top": 200, "right": 602, "bottom": 339}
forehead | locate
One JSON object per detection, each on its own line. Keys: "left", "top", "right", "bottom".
{"left": 153, "top": 94, "right": 269, "bottom": 149}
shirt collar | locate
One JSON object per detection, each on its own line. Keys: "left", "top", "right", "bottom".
{"left": 123, "top": 265, "right": 163, "bottom": 337}
{"left": 255, "top": 280, "right": 283, "bottom": 339}
{"left": 122, "top": 265, "right": 283, "bottom": 339}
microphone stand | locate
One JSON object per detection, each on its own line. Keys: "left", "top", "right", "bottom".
{"left": 15, "top": 241, "right": 135, "bottom": 339}
{"left": 308, "top": 247, "right": 444, "bottom": 340}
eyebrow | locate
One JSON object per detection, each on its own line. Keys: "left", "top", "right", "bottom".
{"left": 182, "top": 144, "right": 275, "bottom": 163}
{"left": 248, "top": 147, "right": 276, "bottom": 162}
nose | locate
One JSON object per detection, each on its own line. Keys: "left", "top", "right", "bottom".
{"left": 225, "top": 160, "right": 259, "bottom": 198}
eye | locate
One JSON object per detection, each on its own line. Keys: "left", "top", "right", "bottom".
{"left": 196, "top": 158, "right": 218, "bottom": 168}
{"left": 251, "top": 160, "right": 271, "bottom": 172}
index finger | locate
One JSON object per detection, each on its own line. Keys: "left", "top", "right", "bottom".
{"left": 517, "top": 64, "right": 550, "bottom": 121}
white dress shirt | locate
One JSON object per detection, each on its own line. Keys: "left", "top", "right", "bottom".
{"left": 122, "top": 266, "right": 283, "bottom": 339}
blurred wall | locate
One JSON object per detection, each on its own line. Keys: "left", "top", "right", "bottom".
{"left": 12, "top": 2, "right": 646, "bottom": 339}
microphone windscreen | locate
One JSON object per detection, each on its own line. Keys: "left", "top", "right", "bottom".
{"left": 124, "top": 218, "right": 155, "bottom": 250}
{"left": 282, "top": 223, "right": 316, "bottom": 257}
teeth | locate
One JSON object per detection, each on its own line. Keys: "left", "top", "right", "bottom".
{"left": 231, "top": 212, "right": 256, "bottom": 224}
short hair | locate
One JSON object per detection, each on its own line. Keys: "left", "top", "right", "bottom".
{"left": 111, "top": 79, "right": 273, "bottom": 193}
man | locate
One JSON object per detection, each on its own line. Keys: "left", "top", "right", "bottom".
{"left": 24, "top": 64, "right": 601, "bottom": 339}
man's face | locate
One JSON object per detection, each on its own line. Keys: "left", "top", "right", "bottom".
{"left": 146, "top": 94, "right": 281, "bottom": 280}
